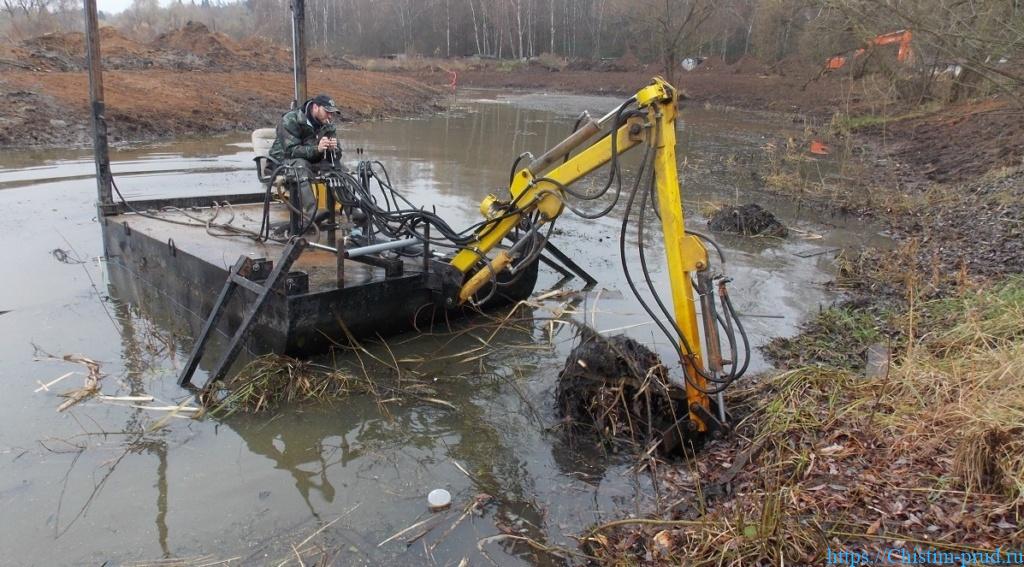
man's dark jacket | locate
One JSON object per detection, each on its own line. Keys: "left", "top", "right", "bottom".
{"left": 269, "top": 106, "right": 332, "bottom": 163}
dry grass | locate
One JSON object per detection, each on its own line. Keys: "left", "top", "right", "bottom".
{"left": 907, "top": 278, "right": 1024, "bottom": 505}
{"left": 201, "top": 329, "right": 484, "bottom": 418}
{"left": 697, "top": 200, "right": 724, "bottom": 218}
{"left": 203, "top": 355, "right": 366, "bottom": 416}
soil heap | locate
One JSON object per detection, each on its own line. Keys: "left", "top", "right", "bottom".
{"left": 0, "top": 22, "right": 356, "bottom": 73}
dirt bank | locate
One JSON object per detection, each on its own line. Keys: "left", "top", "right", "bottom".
{"left": 0, "top": 69, "right": 442, "bottom": 147}
{"left": 0, "top": 23, "right": 356, "bottom": 73}
{"left": 759, "top": 97, "right": 1024, "bottom": 288}
{"left": 0, "top": 25, "right": 429, "bottom": 148}
{"left": 1, "top": 56, "right": 835, "bottom": 148}
{"left": 872, "top": 99, "right": 1024, "bottom": 186}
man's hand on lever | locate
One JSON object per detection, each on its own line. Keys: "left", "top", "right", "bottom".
{"left": 318, "top": 137, "right": 338, "bottom": 153}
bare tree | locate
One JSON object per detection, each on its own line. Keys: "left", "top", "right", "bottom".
{"left": 549, "top": 0, "right": 554, "bottom": 53}
{"left": 468, "top": 0, "right": 482, "bottom": 54}
{"left": 2, "top": 0, "right": 60, "bottom": 39}
{"left": 624, "top": 0, "right": 718, "bottom": 85}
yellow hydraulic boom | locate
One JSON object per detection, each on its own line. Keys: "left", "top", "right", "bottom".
{"left": 451, "top": 77, "right": 721, "bottom": 432}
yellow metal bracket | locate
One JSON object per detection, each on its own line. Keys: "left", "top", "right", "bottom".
{"left": 677, "top": 235, "right": 709, "bottom": 272}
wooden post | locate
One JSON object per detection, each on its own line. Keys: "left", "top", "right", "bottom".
{"left": 290, "top": 0, "right": 307, "bottom": 107}
{"left": 423, "top": 223, "right": 431, "bottom": 275}
{"left": 325, "top": 183, "right": 336, "bottom": 247}
{"left": 84, "top": 0, "right": 114, "bottom": 215}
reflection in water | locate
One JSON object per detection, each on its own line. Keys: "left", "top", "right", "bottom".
{"left": 215, "top": 399, "right": 568, "bottom": 560}
{"left": 228, "top": 412, "right": 351, "bottom": 520}
{"left": 113, "top": 298, "right": 173, "bottom": 558}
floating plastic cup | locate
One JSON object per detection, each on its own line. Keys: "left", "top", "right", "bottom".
{"left": 427, "top": 488, "right": 451, "bottom": 511}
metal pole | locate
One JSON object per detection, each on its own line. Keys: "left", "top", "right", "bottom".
{"left": 290, "top": 0, "right": 307, "bottom": 107}
{"left": 84, "top": 0, "right": 114, "bottom": 215}
{"left": 336, "top": 227, "right": 345, "bottom": 289}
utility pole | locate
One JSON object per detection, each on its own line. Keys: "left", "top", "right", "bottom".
{"left": 84, "top": 0, "right": 114, "bottom": 215}
{"left": 291, "top": 0, "right": 307, "bottom": 107}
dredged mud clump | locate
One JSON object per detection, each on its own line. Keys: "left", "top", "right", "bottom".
{"left": 707, "top": 203, "right": 788, "bottom": 237}
{"left": 556, "top": 331, "right": 692, "bottom": 455}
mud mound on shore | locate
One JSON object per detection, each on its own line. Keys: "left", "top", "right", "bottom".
{"left": 153, "top": 21, "right": 248, "bottom": 70}
{"left": 2, "top": 23, "right": 354, "bottom": 72}
{"left": 11, "top": 27, "right": 163, "bottom": 71}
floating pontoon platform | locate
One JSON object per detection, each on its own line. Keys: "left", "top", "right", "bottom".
{"left": 101, "top": 193, "right": 539, "bottom": 364}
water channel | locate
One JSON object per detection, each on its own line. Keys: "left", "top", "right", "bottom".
{"left": 0, "top": 90, "right": 888, "bottom": 565}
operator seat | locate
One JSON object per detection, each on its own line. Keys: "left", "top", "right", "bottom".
{"left": 252, "top": 128, "right": 281, "bottom": 184}
{"left": 252, "top": 127, "right": 291, "bottom": 236}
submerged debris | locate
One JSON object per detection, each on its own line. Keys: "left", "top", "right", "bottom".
{"left": 707, "top": 203, "right": 788, "bottom": 237}
{"left": 50, "top": 248, "right": 86, "bottom": 264}
{"left": 556, "top": 331, "right": 691, "bottom": 455}
{"left": 56, "top": 354, "right": 103, "bottom": 412}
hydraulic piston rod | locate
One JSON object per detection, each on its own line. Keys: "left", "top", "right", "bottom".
{"left": 309, "top": 238, "right": 419, "bottom": 258}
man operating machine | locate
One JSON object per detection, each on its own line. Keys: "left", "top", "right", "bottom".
{"left": 269, "top": 94, "right": 342, "bottom": 235}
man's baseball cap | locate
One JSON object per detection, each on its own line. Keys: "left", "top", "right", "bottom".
{"left": 310, "top": 94, "right": 340, "bottom": 113}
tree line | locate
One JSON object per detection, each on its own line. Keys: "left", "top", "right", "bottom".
{"left": 3, "top": 0, "right": 1021, "bottom": 92}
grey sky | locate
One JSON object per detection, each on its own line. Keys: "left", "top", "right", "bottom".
{"left": 97, "top": 0, "right": 172, "bottom": 15}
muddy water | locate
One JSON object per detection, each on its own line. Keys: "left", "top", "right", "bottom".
{"left": 0, "top": 92, "right": 887, "bottom": 565}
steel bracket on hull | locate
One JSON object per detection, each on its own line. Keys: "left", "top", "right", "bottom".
{"left": 350, "top": 254, "right": 403, "bottom": 277}
{"left": 426, "top": 260, "right": 465, "bottom": 308}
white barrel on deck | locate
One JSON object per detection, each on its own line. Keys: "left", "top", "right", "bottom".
{"left": 252, "top": 128, "right": 276, "bottom": 157}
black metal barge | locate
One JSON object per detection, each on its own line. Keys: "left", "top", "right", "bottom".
{"left": 101, "top": 194, "right": 539, "bottom": 365}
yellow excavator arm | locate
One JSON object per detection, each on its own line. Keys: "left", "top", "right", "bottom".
{"left": 451, "top": 77, "right": 721, "bottom": 432}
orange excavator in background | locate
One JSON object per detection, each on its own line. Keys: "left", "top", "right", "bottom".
{"left": 823, "top": 29, "right": 914, "bottom": 73}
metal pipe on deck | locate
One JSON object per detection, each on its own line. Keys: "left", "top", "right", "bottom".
{"left": 290, "top": 0, "right": 307, "bottom": 107}
{"left": 83, "top": 0, "right": 114, "bottom": 215}
{"left": 309, "top": 238, "right": 419, "bottom": 258}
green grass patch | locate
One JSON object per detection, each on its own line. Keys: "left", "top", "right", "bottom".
{"left": 913, "top": 275, "right": 1024, "bottom": 354}
{"left": 762, "top": 306, "right": 886, "bottom": 370}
